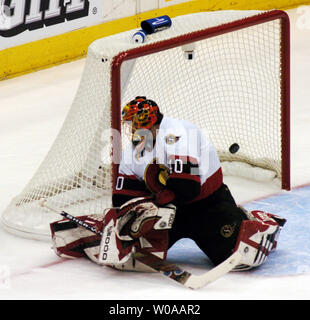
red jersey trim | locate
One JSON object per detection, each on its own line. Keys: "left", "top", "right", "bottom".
{"left": 168, "top": 154, "right": 199, "bottom": 165}
{"left": 169, "top": 172, "right": 201, "bottom": 183}
{"left": 186, "top": 168, "right": 223, "bottom": 204}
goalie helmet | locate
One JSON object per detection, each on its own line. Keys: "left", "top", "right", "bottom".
{"left": 122, "top": 96, "right": 146, "bottom": 123}
{"left": 132, "top": 99, "right": 161, "bottom": 130}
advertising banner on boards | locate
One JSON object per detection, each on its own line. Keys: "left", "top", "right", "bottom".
{"left": 0, "top": 0, "right": 104, "bottom": 50}
{"left": 0, "top": 0, "right": 195, "bottom": 50}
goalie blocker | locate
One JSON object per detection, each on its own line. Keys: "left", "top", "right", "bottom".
{"left": 50, "top": 197, "right": 286, "bottom": 273}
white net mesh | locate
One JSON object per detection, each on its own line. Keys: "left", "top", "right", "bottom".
{"left": 1, "top": 10, "right": 289, "bottom": 240}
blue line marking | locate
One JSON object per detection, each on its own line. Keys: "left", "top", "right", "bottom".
{"left": 167, "top": 185, "right": 310, "bottom": 276}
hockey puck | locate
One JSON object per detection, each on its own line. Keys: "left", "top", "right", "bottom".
{"left": 229, "top": 143, "right": 240, "bottom": 154}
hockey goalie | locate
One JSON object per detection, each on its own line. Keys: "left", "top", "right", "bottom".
{"left": 50, "top": 97, "right": 286, "bottom": 285}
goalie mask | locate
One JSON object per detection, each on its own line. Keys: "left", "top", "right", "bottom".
{"left": 122, "top": 96, "right": 147, "bottom": 124}
{"left": 132, "top": 99, "right": 161, "bottom": 130}
{"left": 122, "top": 97, "right": 162, "bottom": 153}
{"left": 122, "top": 96, "right": 147, "bottom": 142}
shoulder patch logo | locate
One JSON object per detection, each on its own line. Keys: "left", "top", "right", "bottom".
{"left": 165, "top": 134, "right": 180, "bottom": 145}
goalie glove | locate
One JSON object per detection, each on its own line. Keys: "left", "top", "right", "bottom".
{"left": 116, "top": 197, "right": 176, "bottom": 240}
{"left": 233, "top": 209, "right": 286, "bottom": 271}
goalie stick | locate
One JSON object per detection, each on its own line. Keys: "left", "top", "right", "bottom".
{"left": 41, "top": 200, "right": 242, "bottom": 289}
{"left": 134, "top": 247, "right": 242, "bottom": 290}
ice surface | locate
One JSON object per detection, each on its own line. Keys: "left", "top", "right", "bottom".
{"left": 0, "top": 8, "right": 310, "bottom": 299}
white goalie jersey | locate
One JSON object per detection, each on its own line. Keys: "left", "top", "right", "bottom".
{"left": 113, "top": 116, "right": 223, "bottom": 207}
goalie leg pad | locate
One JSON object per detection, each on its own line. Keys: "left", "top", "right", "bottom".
{"left": 99, "top": 198, "right": 174, "bottom": 272}
{"left": 98, "top": 210, "right": 154, "bottom": 272}
{"left": 110, "top": 229, "right": 171, "bottom": 273}
{"left": 233, "top": 210, "right": 286, "bottom": 271}
{"left": 98, "top": 208, "right": 135, "bottom": 266}
{"left": 50, "top": 214, "right": 103, "bottom": 261}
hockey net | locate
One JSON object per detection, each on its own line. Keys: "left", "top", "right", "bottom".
{"left": 1, "top": 10, "right": 290, "bottom": 240}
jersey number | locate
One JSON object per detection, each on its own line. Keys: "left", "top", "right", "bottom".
{"left": 115, "top": 176, "right": 124, "bottom": 190}
{"left": 168, "top": 158, "right": 183, "bottom": 173}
